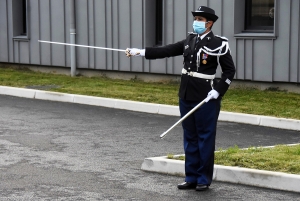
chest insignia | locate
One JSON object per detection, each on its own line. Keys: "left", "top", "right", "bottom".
{"left": 202, "top": 53, "right": 208, "bottom": 64}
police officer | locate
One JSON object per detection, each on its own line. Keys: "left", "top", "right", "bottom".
{"left": 126, "top": 6, "right": 235, "bottom": 191}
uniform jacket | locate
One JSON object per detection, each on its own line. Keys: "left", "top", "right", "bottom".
{"left": 145, "top": 31, "right": 236, "bottom": 101}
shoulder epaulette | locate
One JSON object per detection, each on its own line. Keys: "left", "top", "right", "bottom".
{"left": 215, "top": 35, "right": 228, "bottom": 41}
{"left": 188, "top": 32, "right": 197, "bottom": 35}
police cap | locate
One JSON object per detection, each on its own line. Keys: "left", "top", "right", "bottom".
{"left": 192, "top": 6, "right": 218, "bottom": 22}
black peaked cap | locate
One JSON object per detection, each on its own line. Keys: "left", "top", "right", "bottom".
{"left": 192, "top": 6, "right": 218, "bottom": 22}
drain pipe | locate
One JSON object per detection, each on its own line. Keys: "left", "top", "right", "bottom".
{"left": 70, "top": 0, "right": 76, "bottom": 77}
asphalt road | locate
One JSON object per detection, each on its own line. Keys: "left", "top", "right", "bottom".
{"left": 0, "top": 94, "right": 299, "bottom": 200}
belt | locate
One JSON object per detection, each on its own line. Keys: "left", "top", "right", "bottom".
{"left": 182, "top": 69, "right": 215, "bottom": 79}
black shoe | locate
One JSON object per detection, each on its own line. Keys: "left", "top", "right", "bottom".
{"left": 195, "top": 184, "right": 209, "bottom": 191}
{"left": 177, "top": 182, "right": 197, "bottom": 190}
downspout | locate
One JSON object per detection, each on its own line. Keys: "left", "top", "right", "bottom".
{"left": 70, "top": 0, "right": 76, "bottom": 77}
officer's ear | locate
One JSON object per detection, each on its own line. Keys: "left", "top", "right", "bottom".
{"left": 207, "top": 21, "right": 213, "bottom": 29}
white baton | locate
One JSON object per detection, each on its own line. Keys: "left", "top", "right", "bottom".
{"left": 38, "top": 40, "right": 126, "bottom": 52}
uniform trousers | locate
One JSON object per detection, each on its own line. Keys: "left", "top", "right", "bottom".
{"left": 179, "top": 98, "right": 221, "bottom": 185}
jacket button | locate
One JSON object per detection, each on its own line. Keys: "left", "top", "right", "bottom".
{"left": 191, "top": 55, "right": 193, "bottom": 57}
{"left": 188, "top": 68, "right": 191, "bottom": 70}
{"left": 190, "top": 61, "right": 192, "bottom": 63}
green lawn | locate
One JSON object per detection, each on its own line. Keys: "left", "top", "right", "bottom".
{"left": 1, "top": 66, "right": 300, "bottom": 120}
{"left": 168, "top": 144, "right": 300, "bottom": 175}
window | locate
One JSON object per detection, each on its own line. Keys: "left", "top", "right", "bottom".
{"left": 155, "top": 0, "right": 163, "bottom": 46}
{"left": 13, "top": 0, "right": 29, "bottom": 40}
{"left": 244, "top": 0, "right": 275, "bottom": 33}
{"left": 144, "top": 0, "right": 163, "bottom": 47}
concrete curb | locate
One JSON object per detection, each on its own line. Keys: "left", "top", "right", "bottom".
{"left": 141, "top": 156, "right": 300, "bottom": 193}
{"left": 0, "top": 86, "right": 299, "bottom": 131}
{"left": 218, "top": 111, "right": 300, "bottom": 131}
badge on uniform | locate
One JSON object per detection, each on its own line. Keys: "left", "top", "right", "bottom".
{"left": 202, "top": 53, "right": 208, "bottom": 64}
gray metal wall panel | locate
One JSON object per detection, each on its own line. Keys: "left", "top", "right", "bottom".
{"left": 209, "top": 0, "right": 223, "bottom": 36}
{"left": 0, "top": 0, "right": 8, "bottom": 62}
{"left": 222, "top": 0, "right": 236, "bottom": 62}
{"left": 29, "top": 0, "right": 41, "bottom": 65}
{"left": 109, "top": 0, "right": 119, "bottom": 70}
{"left": 150, "top": 59, "right": 167, "bottom": 74}
{"left": 13, "top": 42, "right": 19, "bottom": 63}
{"left": 173, "top": 0, "right": 187, "bottom": 43}
{"left": 236, "top": 39, "right": 245, "bottom": 80}
{"left": 19, "top": 41, "right": 29, "bottom": 64}
{"left": 289, "top": 0, "right": 300, "bottom": 82}
{"left": 76, "top": 0, "right": 89, "bottom": 69}
{"left": 118, "top": 0, "right": 130, "bottom": 72}
{"left": 105, "top": 1, "right": 113, "bottom": 71}
{"left": 7, "top": 0, "right": 14, "bottom": 62}
{"left": 172, "top": 0, "right": 187, "bottom": 74}
{"left": 88, "top": 0, "right": 95, "bottom": 69}
{"left": 64, "top": 0, "right": 71, "bottom": 67}
{"left": 273, "top": 0, "right": 291, "bottom": 82}
{"left": 39, "top": 0, "right": 51, "bottom": 65}
{"left": 94, "top": 0, "right": 107, "bottom": 70}
{"left": 245, "top": 40, "right": 253, "bottom": 80}
{"left": 253, "top": 40, "right": 273, "bottom": 82}
{"left": 299, "top": 18, "right": 300, "bottom": 83}
{"left": 195, "top": 0, "right": 207, "bottom": 7}
{"left": 187, "top": 0, "right": 195, "bottom": 29}
{"left": 233, "top": 0, "right": 245, "bottom": 34}
{"left": 130, "top": 0, "right": 144, "bottom": 72}
{"left": 209, "top": 0, "right": 224, "bottom": 78}
{"left": 161, "top": 0, "right": 174, "bottom": 74}
{"left": 142, "top": 0, "right": 155, "bottom": 79}
{"left": 51, "top": 0, "right": 66, "bottom": 67}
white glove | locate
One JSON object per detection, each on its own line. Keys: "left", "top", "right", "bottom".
{"left": 205, "top": 89, "right": 219, "bottom": 102}
{"left": 125, "top": 48, "right": 145, "bottom": 57}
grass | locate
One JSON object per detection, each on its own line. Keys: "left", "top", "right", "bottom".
{"left": 167, "top": 144, "right": 300, "bottom": 175}
{"left": 0, "top": 67, "right": 179, "bottom": 105}
{"left": 1, "top": 66, "right": 300, "bottom": 120}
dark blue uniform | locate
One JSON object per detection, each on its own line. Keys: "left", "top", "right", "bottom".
{"left": 145, "top": 31, "right": 236, "bottom": 185}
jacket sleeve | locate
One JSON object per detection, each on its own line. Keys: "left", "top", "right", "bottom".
{"left": 213, "top": 50, "right": 236, "bottom": 96}
{"left": 145, "top": 40, "right": 185, "bottom": 60}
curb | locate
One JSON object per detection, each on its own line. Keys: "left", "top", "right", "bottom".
{"left": 0, "top": 86, "right": 299, "bottom": 131}
{"left": 141, "top": 156, "right": 300, "bottom": 193}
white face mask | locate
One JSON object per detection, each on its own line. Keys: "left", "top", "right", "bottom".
{"left": 193, "top": 21, "right": 207, "bottom": 35}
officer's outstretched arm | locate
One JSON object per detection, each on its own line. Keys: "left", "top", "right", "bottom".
{"left": 125, "top": 48, "right": 145, "bottom": 57}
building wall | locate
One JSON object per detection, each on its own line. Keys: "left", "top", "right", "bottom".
{"left": 234, "top": 0, "right": 300, "bottom": 83}
{"left": 0, "top": 0, "right": 299, "bottom": 83}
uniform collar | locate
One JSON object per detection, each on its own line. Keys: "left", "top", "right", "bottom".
{"left": 199, "top": 31, "right": 211, "bottom": 40}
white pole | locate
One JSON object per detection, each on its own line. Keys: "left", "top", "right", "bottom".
{"left": 160, "top": 99, "right": 206, "bottom": 139}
